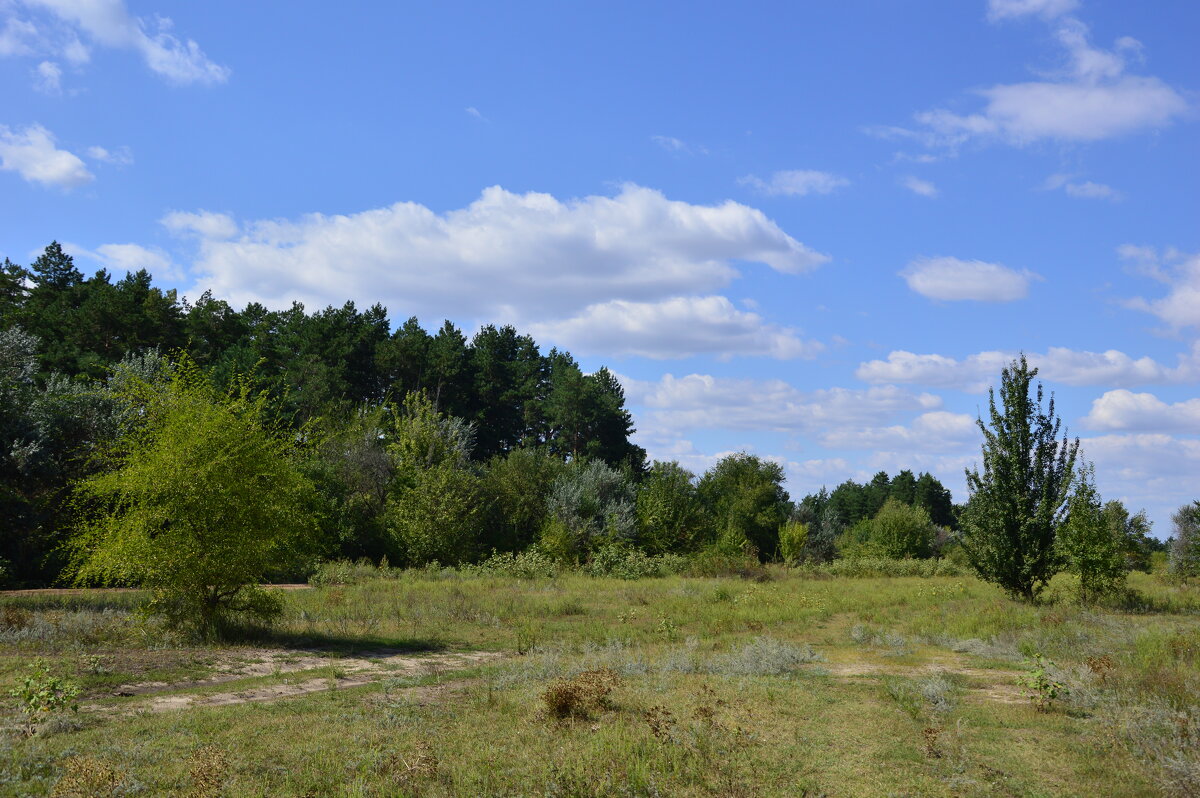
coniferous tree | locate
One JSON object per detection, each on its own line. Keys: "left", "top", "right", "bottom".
{"left": 960, "top": 356, "right": 1079, "bottom": 601}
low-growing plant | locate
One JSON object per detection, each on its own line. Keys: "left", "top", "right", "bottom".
{"left": 710, "top": 636, "right": 823, "bottom": 676}
{"left": 466, "top": 548, "right": 560, "bottom": 579}
{"left": 8, "top": 659, "right": 81, "bottom": 736}
{"left": 541, "top": 668, "right": 621, "bottom": 720}
{"left": 186, "top": 745, "right": 229, "bottom": 798}
{"left": 49, "top": 755, "right": 127, "bottom": 798}
{"left": 1018, "top": 653, "right": 1068, "bottom": 711}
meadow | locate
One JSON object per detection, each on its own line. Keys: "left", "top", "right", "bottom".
{"left": 2, "top": 564, "right": 1198, "bottom": 797}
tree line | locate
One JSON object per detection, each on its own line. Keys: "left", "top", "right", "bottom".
{"left": 3, "top": 243, "right": 1196, "bottom": 636}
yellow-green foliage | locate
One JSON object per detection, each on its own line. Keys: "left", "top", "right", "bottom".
{"left": 778, "top": 520, "right": 808, "bottom": 564}
{"left": 68, "top": 360, "right": 320, "bottom": 638}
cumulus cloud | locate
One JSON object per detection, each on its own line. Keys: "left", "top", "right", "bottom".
{"left": 818, "top": 411, "right": 977, "bottom": 451}
{"left": 95, "top": 243, "right": 174, "bottom": 275}
{"left": 31, "top": 59, "right": 60, "bottom": 93}
{"left": 739, "top": 170, "right": 849, "bottom": 197}
{"left": 160, "top": 209, "right": 238, "bottom": 240}
{"left": 900, "top": 256, "right": 1037, "bottom": 301}
{"left": 169, "top": 184, "right": 830, "bottom": 327}
{"left": 901, "top": 176, "right": 938, "bottom": 197}
{"left": 528, "top": 296, "right": 823, "bottom": 360}
{"left": 1122, "top": 247, "right": 1200, "bottom": 330}
{"left": 887, "top": 9, "right": 1187, "bottom": 147}
{"left": 857, "top": 343, "right": 1200, "bottom": 391}
{"left": 622, "top": 373, "right": 940, "bottom": 436}
{"left": 1084, "top": 390, "right": 1200, "bottom": 433}
{"left": 0, "top": 123, "right": 92, "bottom": 188}
{"left": 1080, "top": 433, "right": 1200, "bottom": 527}
{"left": 5, "top": 0, "right": 229, "bottom": 84}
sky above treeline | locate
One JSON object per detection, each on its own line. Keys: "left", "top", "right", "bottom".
{"left": 1, "top": 0, "right": 1197, "bottom": 536}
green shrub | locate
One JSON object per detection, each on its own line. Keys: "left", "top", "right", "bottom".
{"left": 466, "top": 549, "right": 561, "bottom": 579}
{"left": 778, "top": 520, "right": 808, "bottom": 565}
{"left": 802, "top": 557, "right": 965, "bottom": 578}
{"left": 8, "top": 659, "right": 80, "bottom": 736}
{"left": 308, "top": 558, "right": 397, "bottom": 586}
{"left": 636, "top": 461, "right": 710, "bottom": 554}
{"left": 68, "top": 360, "right": 320, "bottom": 640}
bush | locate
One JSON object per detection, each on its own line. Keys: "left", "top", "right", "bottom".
{"left": 839, "top": 499, "right": 937, "bottom": 560}
{"left": 636, "top": 461, "right": 710, "bottom": 554}
{"left": 68, "top": 360, "right": 320, "bottom": 639}
{"left": 582, "top": 545, "right": 687, "bottom": 580}
{"left": 1169, "top": 501, "right": 1200, "bottom": 581}
{"left": 480, "top": 449, "right": 564, "bottom": 553}
{"left": 778, "top": 520, "right": 808, "bottom": 565}
{"left": 308, "top": 558, "right": 398, "bottom": 586}
{"left": 698, "top": 453, "right": 789, "bottom": 560}
{"left": 1058, "top": 464, "right": 1127, "bottom": 602}
{"left": 387, "top": 462, "right": 484, "bottom": 566}
{"left": 544, "top": 460, "right": 636, "bottom": 559}
{"left": 8, "top": 659, "right": 80, "bottom": 736}
{"left": 465, "top": 549, "right": 561, "bottom": 579}
{"left": 541, "top": 668, "right": 621, "bottom": 719}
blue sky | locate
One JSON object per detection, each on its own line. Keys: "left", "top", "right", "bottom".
{"left": 2, "top": 0, "right": 1197, "bottom": 535}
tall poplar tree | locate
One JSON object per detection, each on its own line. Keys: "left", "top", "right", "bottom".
{"left": 961, "top": 355, "right": 1079, "bottom": 601}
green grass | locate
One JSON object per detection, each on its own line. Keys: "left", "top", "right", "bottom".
{"left": 1, "top": 569, "right": 1197, "bottom": 796}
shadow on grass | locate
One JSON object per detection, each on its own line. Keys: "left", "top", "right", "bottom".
{"left": 218, "top": 625, "right": 449, "bottom": 657}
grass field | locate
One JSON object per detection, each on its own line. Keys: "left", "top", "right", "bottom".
{"left": 2, "top": 568, "right": 1198, "bottom": 796}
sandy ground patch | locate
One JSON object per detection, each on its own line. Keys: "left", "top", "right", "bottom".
{"left": 92, "top": 649, "right": 503, "bottom": 713}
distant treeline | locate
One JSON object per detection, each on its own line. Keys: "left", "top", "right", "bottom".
{"left": 2, "top": 242, "right": 971, "bottom": 588}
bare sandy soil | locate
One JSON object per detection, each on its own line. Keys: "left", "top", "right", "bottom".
{"left": 89, "top": 648, "right": 503, "bottom": 713}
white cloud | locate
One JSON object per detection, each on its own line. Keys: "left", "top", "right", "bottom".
{"left": 900, "top": 256, "right": 1037, "bottom": 302}
{"left": 0, "top": 15, "right": 39, "bottom": 55}
{"left": 623, "top": 373, "right": 940, "bottom": 436}
{"left": 0, "top": 123, "right": 92, "bottom": 188}
{"left": 1043, "top": 173, "right": 1122, "bottom": 201}
{"left": 1064, "top": 181, "right": 1121, "bottom": 200}
{"left": 171, "top": 184, "right": 830, "bottom": 321}
{"left": 901, "top": 176, "right": 938, "bottom": 198}
{"left": 529, "top": 295, "right": 823, "bottom": 360}
{"left": 818, "top": 411, "right": 977, "bottom": 451}
{"left": 11, "top": 0, "right": 229, "bottom": 84}
{"left": 896, "top": 11, "right": 1187, "bottom": 147}
{"left": 465, "top": 107, "right": 486, "bottom": 121}
{"left": 987, "top": 0, "right": 1078, "bottom": 22}
{"left": 1085, "top": 390, "right": 1200, "bottom": 433}
{"left": 64, "top": 240, "right": 179, "bottom": 280}
{"left": 94, "top": 243, "right": 174, "bottom": 275}
{"left": 739, "top": 170, "right": 849, "bottom": 197}
{"left": 1122, "top": 248, "right": 1200, "bottom": 330}
{"left": 857, "top": 343, "right": 1200, "bottom": 391}
{"left": 651, "top": 135, "right": 708, "bottom": 156}
{"left": 86, "top": 144, "right": 132, "bottom": 165}
{"left": 1080, "top": 434, "right": 1200, "bottom": 526}
{"left": 32, "top": 58, "right": 60, "bottom": 93}
{"left": 160, "top": 209, "right": 238, "bottom": 240}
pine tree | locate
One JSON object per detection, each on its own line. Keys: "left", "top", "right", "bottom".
{"left": 960, "top": 355, "right": 1079, "bottom": 601}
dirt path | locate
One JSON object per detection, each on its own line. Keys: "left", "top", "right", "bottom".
{"left": 822, "top": 658, "right": 1027, "bottom": 703}
{"left": 92, "top": 649, "right": 503, "bottom": 713}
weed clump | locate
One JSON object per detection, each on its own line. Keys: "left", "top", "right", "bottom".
{"left": 710, "top": 636, "right": 823, "bottom": 676}
{"left": 185, "top": 746, "right": 228, "bottom": 798}
{"left": 541, "top": 667, "right": 621, "bottom": 720}
{"left": 50, "top": 756, "right": 127, "bottom": 798}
